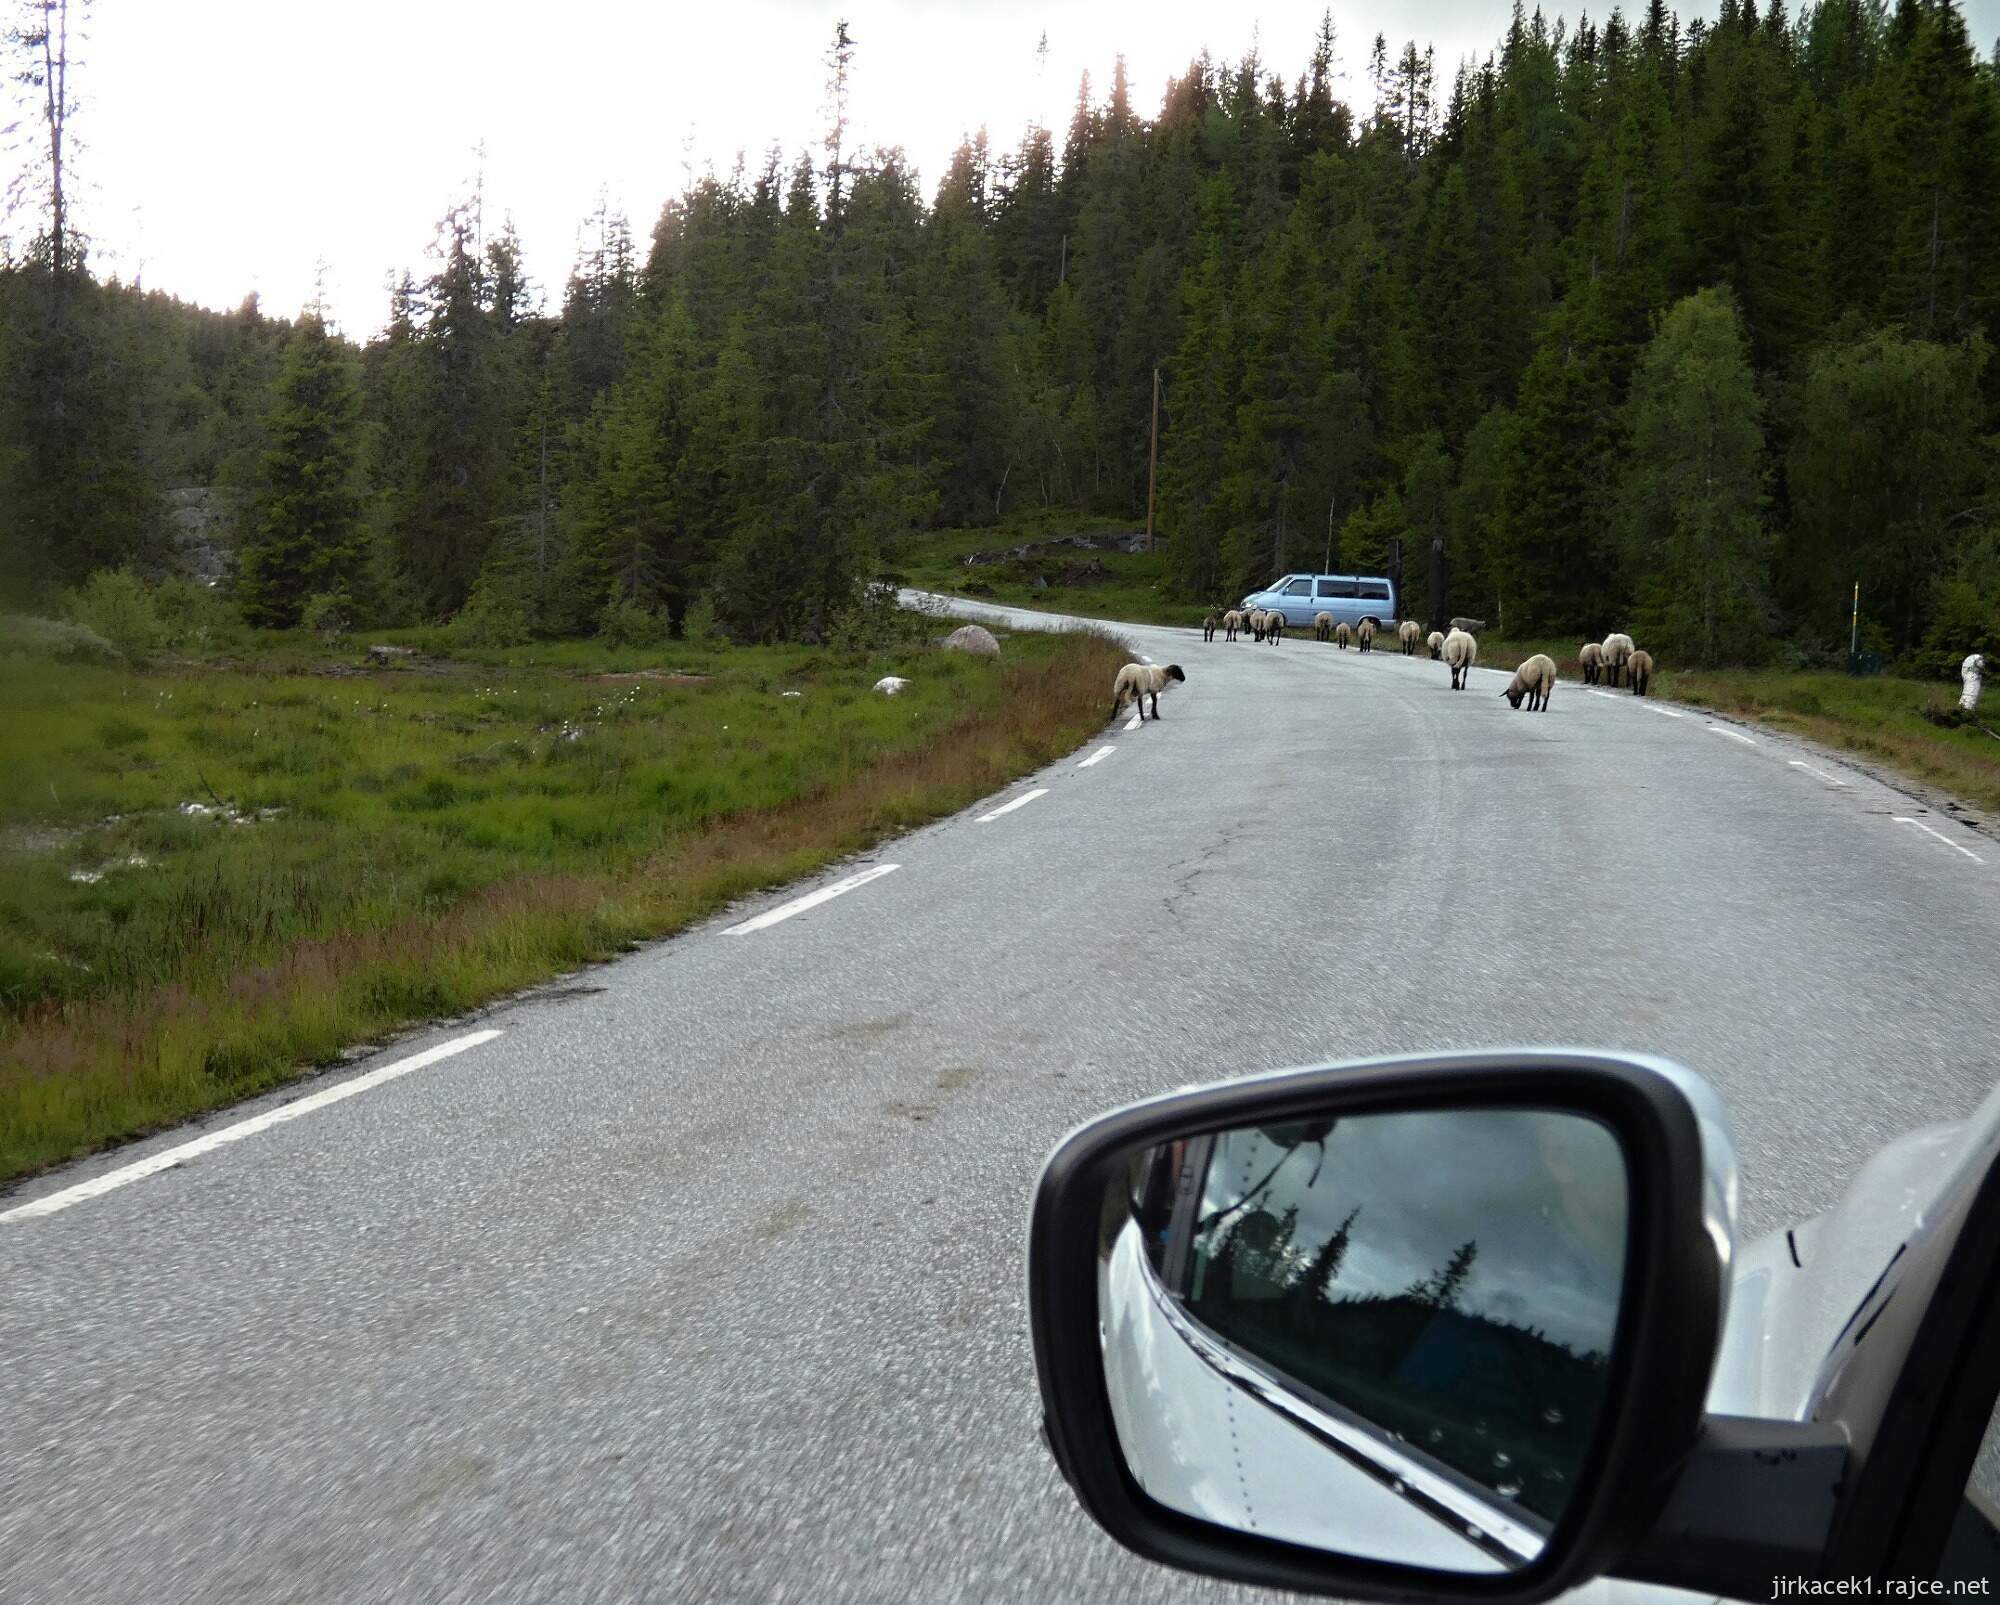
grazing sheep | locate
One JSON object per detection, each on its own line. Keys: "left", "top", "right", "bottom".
{"left": 1601, "top": 632, "right": 1635, "bottom": 688}
{"left": 1398, "top": 619, "right": 1422, "bottom": 655}
{"left": 1315, "top": 611, "right": 1334, "bottom": 642}
{"left": 1335, "top": 621, "right": 1353, "bottom": 649}
{"left": 1111, "top": 661, "right": 1187, "bottom": 721}
{"left": 1221, "top": 609, "right": 1245, "bottom": 642}
{"left": 1427, "top": 630, "right": 1444, "bottom": 660}
{"left": 1443, "top": 627, "right": 1477, "bottom": 690}
{"left": 1627, "top": 649, "right": 1654, "bottom": 697}
{"left": 1357, "top": 618, "right": 1377, "bottom": 653}
{"left": 1501, "top": 653, "right": 1557, "bottom": 712}
{"left": 1264, "top": 610, "right": 1285, "bottom": 643}
{"left": 1202, "top": 612, "right": 1219, "bottom": 643}
{"left": 1579, "top": 642, "right": 1603, "bottom": 685}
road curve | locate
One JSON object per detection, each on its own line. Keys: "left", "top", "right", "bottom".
{"left": 5, "top": 596, "right": 1998, "bottom": 1603}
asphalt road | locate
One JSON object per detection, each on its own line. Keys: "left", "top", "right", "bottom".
{"left": 7, "top": 596, "right": 1999, "bottom": 1604}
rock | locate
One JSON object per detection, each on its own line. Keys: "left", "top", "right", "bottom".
{"left": 367, "top": 643, "right": 417, "bottom": 664}
{"left": 1449, "top": 616, "right": 1488, "bottom": 634}
{"left": 941, "top": 624, "right": 1001, "bottom": 657}
{"left": 874, "top": 676, "right": 911, "bottom": 696}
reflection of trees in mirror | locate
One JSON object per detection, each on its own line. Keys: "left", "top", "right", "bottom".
{"left": 1190, "top": 1229, "right": 1607, "bottom": 1524}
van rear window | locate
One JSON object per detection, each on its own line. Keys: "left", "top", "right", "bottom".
{"left": 1360, "top": 582, "right": 1391, "bottom": 600}
{"left": 1316, "top": 579, "right": 1358, "bottom": 598}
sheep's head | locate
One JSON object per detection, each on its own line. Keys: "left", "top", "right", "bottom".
{"left": 1166, "top": 664, "right": 1186, "bottom": 682}
{"left": 1501, "top": 686, "right": 1526, "bottom": 708}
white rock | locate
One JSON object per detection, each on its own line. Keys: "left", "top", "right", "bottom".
{"left": 940, "top": 624, "right": 1001, "bottom": 657}
{"left": 874, "top": 676, "right": 911, "bottom": 696}
{"left": 1962, "top": 653, "right": 1985, "bottom": 713}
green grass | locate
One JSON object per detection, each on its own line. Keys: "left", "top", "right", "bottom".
{"left": 0, "top": 623, "right": 1127, "bottom": 1182}
{"left": 891, "top": 516, "right": 1204, "bottom": 629}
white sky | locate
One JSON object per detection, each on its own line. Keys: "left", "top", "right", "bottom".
{"left": 42, "top": 0, "right": 2000, "bottom": 339}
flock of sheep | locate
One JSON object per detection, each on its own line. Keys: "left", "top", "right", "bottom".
{"left": 1178, "top": 610, "right": 1661, "bottom": 717}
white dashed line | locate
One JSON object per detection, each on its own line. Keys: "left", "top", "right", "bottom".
{"left": 1894, "top": 818, "right": 1986, "bottom": 863}
{"left": 1707, "top": 725, "right": 1758, "bottom": 746}
{"left": 977, "top": 787, "right": 1050, "bottom": 823}
{"left": 1140, "top": 655, "right": 1154, "bottom": 664}
{"left": 1, "top": 1029, "right": 506, "bottom": 1222}
{"left": 723, "top": 863, "right": 901, "bottom": 935}
{"left": 1639, "top": 703, "right": 1685, "bottom": 718}
{"left": 1587, "top": 689, "right": 1621, "bottom": 700}
{"left": 1124, "top": 713, "right": 1144, "bottom": 731}
{"left": 1077, "top": 746, "right": 1115, "bottom": 769}
{"left": 1789, "top": 759, "right": 1850, "bottom": 788}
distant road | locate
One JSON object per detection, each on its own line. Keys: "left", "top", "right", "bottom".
{"left": 7, "top": 594, "right": 1999, "bottom": 1603}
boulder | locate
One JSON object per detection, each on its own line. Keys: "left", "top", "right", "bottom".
{"left": 941, "top": 624, "right": 1001, "bottom": 657}
{"left": 1448, "top": 616, "right": 1488, "bottom": 635}
{"left": 873, "top": 676, "right": 911, "bottom": 696}
{"left": 366, "top": 643, "right": 417, "bottom": 664}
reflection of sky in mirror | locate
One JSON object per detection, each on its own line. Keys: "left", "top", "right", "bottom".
{"left": 1196, "top": 1110, "right": 1626, "bottom": 1354}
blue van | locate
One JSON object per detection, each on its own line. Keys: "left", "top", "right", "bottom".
{"left": 1239, "top": 573, "right": 1398, "bottom": 632}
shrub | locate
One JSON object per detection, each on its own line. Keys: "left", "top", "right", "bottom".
{"left": 450, "top": 591, "right": 533, "bottom": 649}
{"left": 680, "top": 592, "right": 729, "bottom": 647}
{"left": 151, "top": 577, "right": 238, "bottom": 652}
{"left": 300, "top": 591, "right": 352, "bottom": 644}
{"left": 0, "top": 613, "right": 122, "bottom": 664}
{"left": 63, "top": 570, "right": 160, "bottom": 658}
{"left": 599, "top": 597, "right": 667, "bottom": 648}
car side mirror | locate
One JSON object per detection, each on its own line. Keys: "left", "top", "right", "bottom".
{"left": 1027, "top": 1050, "right": 1740, "bottom": 1603}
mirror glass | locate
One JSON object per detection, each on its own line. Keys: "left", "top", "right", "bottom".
{"left": 1098, "top": 1106, "right": 1629, "bottom": 1573}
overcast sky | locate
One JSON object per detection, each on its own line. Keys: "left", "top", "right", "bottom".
{"left": 40, "top": 0, "right": 2000, "bottom": 339}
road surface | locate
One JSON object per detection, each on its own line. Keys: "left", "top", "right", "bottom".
{"left": 6, "top": 595, "right": 1998, "bottom": 1603}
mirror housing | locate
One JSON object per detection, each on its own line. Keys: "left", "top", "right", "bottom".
{"left": 1027, "top": 1050, "right": 1735, "bottom": 1603}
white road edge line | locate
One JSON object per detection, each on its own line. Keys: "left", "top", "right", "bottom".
{"left": 1639, "top": 703, "right": 1685, "bottom": 718}
{"left": 1707, "top": 724, "right": 1758, "bottom": 746}
{"left": 1078, "top": 746, "right": 1115, "bottom": 769}
{"left": 1894, "top": 817, "right": 1986, "bottom": 864}
{"left": 1, "top": 1029, "right": 505, "bottom": 1223}
{"left": 977, "top": 787, "right": 1050, "bottom": 823}
{"left": 1586, "top": 689, "right": 1621, "bottom": 700}
{"left": 1789, "top": 759, "right": 1850, "bottom": 788}
{"left": 723, "top": 863, "right": 901, "bottom": 935}
{"left": 1124, "top": 712, "right": 1144, "bottom": 731}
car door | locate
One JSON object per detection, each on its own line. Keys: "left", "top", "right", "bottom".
{"left": 1313, "top": 576, "right": 1349, "bottom": 626}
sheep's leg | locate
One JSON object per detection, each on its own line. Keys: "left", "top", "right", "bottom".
{"left": 1148, "top": 691, "right": 1160, "bottom": 720}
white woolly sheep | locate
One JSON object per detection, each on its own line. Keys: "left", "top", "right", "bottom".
{"left": 1221, "top": 609, "right": 1245, "bottom": 642}
{"left": 1357, "top": 618, "right": 1377, "bottom": 653}
{"left": 1443, "top": 627, "right": 1477, "bottom": 690}
{"left": 1601, "top": 632, "right": 1635, "bottom": 688}
{"left": 1264, "top": 610, "right": 1285, "bottom": 643}
{"left": 1315, "top": 611, "right": 1335, "bottom": 642}
{"left": 1335, "top": 621, "right": 1354, "bottom": 649}
{"left": 1579, "top": 642, "right": 1603, "bottom": 685}
{"left": 1202, "top": 611, "right": 1219, "bottom": 643}
{"left": 1398, "top": 619, "right": 1422, "bottom": 655}
{"left": 1247, "top": 608, "right": 1268, "bottom": 641}
{"left": 1427, "top": 630, "right": 1444, "bottom": 660}
{"left": 1111, "top": 661, "right": 1186, "bottom": 721}
{"left": 1627, "top": 648, "right": 1654, "bottom": 697}
{"left": 1501, "top": 653, "right": 1557, "bottom": 712}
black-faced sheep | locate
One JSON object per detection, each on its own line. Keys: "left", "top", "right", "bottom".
{"left": 1443, "top": 627, "right": 1477, "bottom": 689}
{"left": 1202, "top": 612, "right": 1218, "bottom": 643}
{"left": 1357, "top": 618, "right": 1377, "bottom": 653}
{"left": 1427, "top": 630, "right": 1444, "bottom": 660}
{"left": 1398, "top": 619, "right": 1422, "bottom": 655}
{"left": 1335, "top": 622, "right": 1353, "bottom": 649}
{"left": 1627, "top": 648, "right": 1654, "bottom": 697}
{"left": 1601, "top": 632, "right": 1634, "bottom": 688}
{"left": 1315, "top": 611, "right": 1334, "bottom": 642}
{"left": 1111, "top": 662, "right": 1186, "bottom": 721}
{"left": 1579, "top": 642, "right": 1603, "bottom": 685}
{"left": 1502, "top": 653, "right": 1557, "bottom": 711}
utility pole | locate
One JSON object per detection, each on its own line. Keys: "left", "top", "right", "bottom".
{"left": 1145, "top": 366, "right": 1160, "bottom": 552}
{"left": 1850, "top": 581, "right": 1860, "bottom": 662}
{"left": 1324, "top": 489, "right": 1337, "bottom": 573}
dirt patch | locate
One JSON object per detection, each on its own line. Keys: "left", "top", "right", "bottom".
{"left": 591, "top": 670, "right": 711, "bottom": 686}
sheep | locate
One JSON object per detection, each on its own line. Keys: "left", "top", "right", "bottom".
{"left": 1221, "top": 609, "right": 1245, "bottom": 642}
{"left": 1601, "top": 632, "right": 1635, "bottom": 688}
{"left": 1202, "top": 612, "right": 1219, "bottom": 643}
{"left": 1627, "top": 648, "right": 1654, "bottom": 697}
{"left": 1427, "top": 630, "right": 1444, "bottom": 660}
{"left": 1264, "top": 610, "right": 1285, "bottom": 643}
{"left": 1357, "top": 618, "right": 1377, "bottom": 653}
{"left": 1335, "top": 621, "right": 1353, "bottom": 649}
{"left": 1315, "top": 611, "right": 1334, "bottom": 642}
{"left": 1501, "top": 653, "right": 1557, "bottom": 712}
{"left": 1111, "top": 661, "right": 1186, "bottom": 722}
{"left": 1248, "top": 608, "right": 1269, "bottom": 642}
{"left": 1579, "top": 642, "right": 1603, "bottom": 685}
{"left": 1443, "top": 627, "right": 1477, "bottom": 690}
{"left": 1398, "top": 619, "right": 1422, "bottom": 655}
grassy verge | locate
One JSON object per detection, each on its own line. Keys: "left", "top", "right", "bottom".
{"left": 0, "top": 622, "right": 1127, "bottom": 1183}
{"left": 891, "top": 516, "right": 1203, "bottom": 630}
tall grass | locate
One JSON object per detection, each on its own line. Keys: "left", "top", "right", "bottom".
{"left": 0, "top": 626, "right": 1127, "bottom": 1181}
